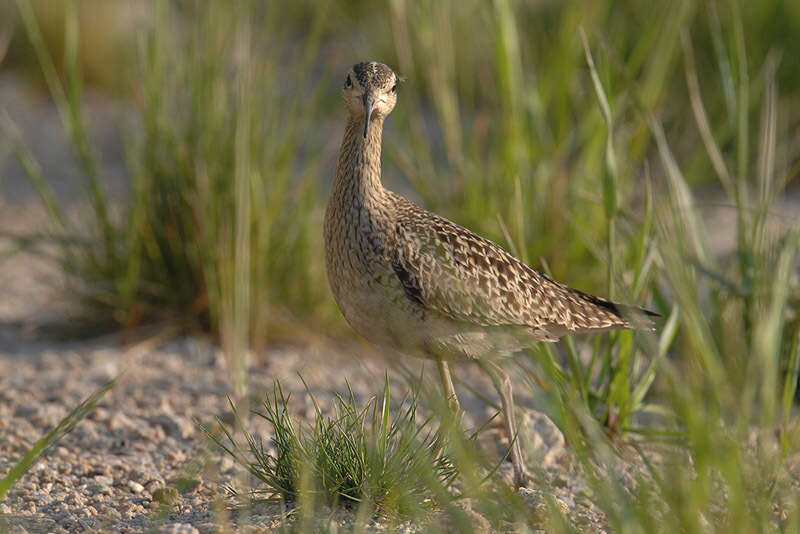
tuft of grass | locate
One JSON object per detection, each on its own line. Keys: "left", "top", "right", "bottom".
{"left": 513, "top": 18, "right": 800, "bottom": 534}
{"left": 7, "top": 0, "right": 334, "bottom": 343}
{"left": 6, "top": 0, "right": 799, "bottom": 344}
{"left": 199, "top": 376, "right": 457, "bottom": 521}
{"left": 4, "top": 1, "right": 800, "bottom": 531}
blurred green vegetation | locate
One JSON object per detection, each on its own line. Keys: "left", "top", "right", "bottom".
{"left": 2, "top": 0, "right": 798, "bottom": 342}
{"left": 2, "top": 0, "right": 800, "bottom": 530}
{"left": 4, "top": 0, "right": 800, "bottom": 338}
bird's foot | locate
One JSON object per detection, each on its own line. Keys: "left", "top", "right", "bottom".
{"left": 512, "top": 467, "right": 533, "bottom": 489}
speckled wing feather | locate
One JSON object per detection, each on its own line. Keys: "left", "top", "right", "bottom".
{"left": 389, "top": 193, "right": 642, "bottom": 340}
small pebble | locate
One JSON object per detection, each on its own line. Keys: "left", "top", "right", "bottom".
{"left": 160, "top": 523, "right": 200, "bottom": 534}
{"left": 93, "top": 475, "right": 114, "bottom": 486}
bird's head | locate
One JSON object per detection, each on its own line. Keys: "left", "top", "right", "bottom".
{"left": 342, "top": 61, "right": 403, "bottom": 138}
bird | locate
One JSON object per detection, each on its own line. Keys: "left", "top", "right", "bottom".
{"left": 323, "top": 61, "right": 657, "bottom": 487}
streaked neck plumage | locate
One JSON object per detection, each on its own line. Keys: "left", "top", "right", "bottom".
{"left": 332, "top": 115, "right": 386, "bottom": 206}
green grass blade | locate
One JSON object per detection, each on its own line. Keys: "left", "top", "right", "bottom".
{"left": 380, "top": 372, "right": 390, "bottom": 461}
{"left": 0, "top": 112, "right": 70, "bottom": 231}
{"left": 756, "top": 232, "right": 798, "bottom": 425}
{"left": 649, "top": 115, "right": 713, "bottom": 268}
{"left": 0, "top": 377, "right": 118, "bottom": 501}
{"left": 631, "top": 171, "right": 654, "bottom": 298}
{"left": 581, "top": 27, "right": 618, "bottom": 299}
{"left": 681, "top": 29, "right": 735, "bottom": 199}
{"left": 16, "top": 0, "right": 115, "bottom": 262}
{"left": 630, "top": 305, "right": 680, "bottom": 411}
{"left": 782, "top": 333, "right": 800, "bottom": 454}
{"left": 731, "top": 0, "right": 749, "bottom": 191}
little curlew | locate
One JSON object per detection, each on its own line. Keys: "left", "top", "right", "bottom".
{"left": 324, "top": 61, "right": 657, "bottom": 487}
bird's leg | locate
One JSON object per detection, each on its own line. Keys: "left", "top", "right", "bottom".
{"left": 478, "top": 360, "right": 529, "bottom": 488}
{"left": 435, "top": 356, "right": 463, "bottom": 427}
{"left": 436, "top": 356, "right": 461, "bottom": 416}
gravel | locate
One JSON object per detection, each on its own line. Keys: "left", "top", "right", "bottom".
{"left": 0, "top": 221, "right": 565, "bottom": 532}
{"left": 2, "top": 70, "right": 797, "bottom": 532}
{"left": 0, "top": 320, "right": 413, "bottom": 532}
{"left": 0, "top": 315, "right": 623, "bottom": 532}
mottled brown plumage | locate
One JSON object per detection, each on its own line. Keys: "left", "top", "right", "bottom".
{"left": 324, "top": 61, "right": 656, "bottom": 487}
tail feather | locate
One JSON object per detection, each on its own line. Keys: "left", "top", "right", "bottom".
{"left": 571, "top": 288, "right": 659, "bottom": 332}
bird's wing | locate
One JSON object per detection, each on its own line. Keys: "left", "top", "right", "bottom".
{"left": 389, "top": 194, "right": 638, "bottom": 335}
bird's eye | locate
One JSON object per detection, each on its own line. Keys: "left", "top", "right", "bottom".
{"left": 344, "top": 75, "right": 352, "bottom": 89}
{"left": 391, "top": 83, "right": 397, "bottom": 94}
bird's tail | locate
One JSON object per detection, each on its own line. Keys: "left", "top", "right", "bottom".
{"left": 568, "top": 287, "right": 660, "bottom": 333}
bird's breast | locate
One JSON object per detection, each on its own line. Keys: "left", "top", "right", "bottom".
{"left": 325, "top": 199, "right": 392, "bottom": 297}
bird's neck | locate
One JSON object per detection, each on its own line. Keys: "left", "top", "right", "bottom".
{"left": 333, "top": 115, "right": 386, "bottom": 204}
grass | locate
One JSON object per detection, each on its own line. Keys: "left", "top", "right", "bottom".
{"left": 0, "top": 377, "right": 117, "bottom": 502}
{"left": 0, "top": 334, "right": 165, "bottom": 502}
{"left": 1, "top": 0, "right": 799, "bottom": 532}
{"left": 4, "top": 0, "right": 334, "bottom": 346}
{"left": 3, "top": 0, "right": 798, "bottom": 339}
{"left": 199, "top": 377, "right": 458, "bottom": 523}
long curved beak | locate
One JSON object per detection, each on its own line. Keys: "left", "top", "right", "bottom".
{"left": 362, "top": 92, "right": 375, "bottom": 138}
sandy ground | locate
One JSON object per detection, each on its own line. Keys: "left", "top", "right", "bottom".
{"left": 2, "top": 71, "right": 798, "bottom": 532}
{"left": 0, "top": 73, "right": 598, "bottom": 532}
{"left": 0, "top": 212, "right": 597, "bottom": 533}
{"left": 0, "top": 190, "right": 608, "bottom": 531}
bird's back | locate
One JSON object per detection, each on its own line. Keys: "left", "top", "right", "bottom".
{"left": 325, "top": 187, "right": 651, "bottom": 361}
{"left": 388, "top": 193, "right": 641, "bottom": 336}
{"left": 324, "top": 60, "right": 654, "bottom": 361}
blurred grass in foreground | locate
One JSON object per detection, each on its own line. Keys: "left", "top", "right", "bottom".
{"left": 1, "top": 0, "right": 800, "bottom": 531}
